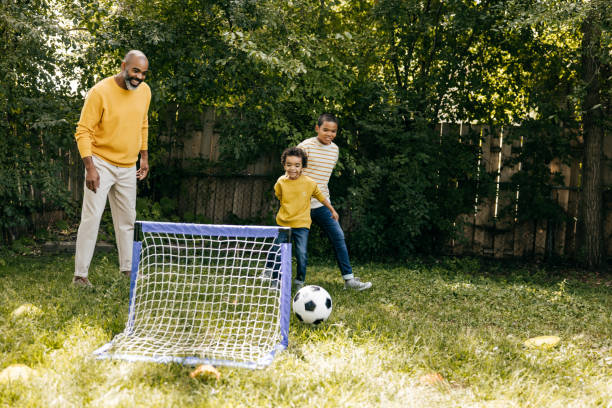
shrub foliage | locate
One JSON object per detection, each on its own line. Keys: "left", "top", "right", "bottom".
{"left": 1, "top": 0, "right": 608, "bottom": 261}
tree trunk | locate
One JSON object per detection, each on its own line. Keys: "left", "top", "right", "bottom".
{"left": 577, "top": 17, "right": 605, "bottom": 269}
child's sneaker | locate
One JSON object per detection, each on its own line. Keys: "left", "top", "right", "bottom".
{"left": 293, "top": 279, "right": 305, "bottom": 290}
{"left": 344, "top": 277, "right": 372, "bottom": 291}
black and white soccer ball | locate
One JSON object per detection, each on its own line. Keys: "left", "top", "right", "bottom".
{"left": 292, "top": 285, "right": 332, "bottom": 325}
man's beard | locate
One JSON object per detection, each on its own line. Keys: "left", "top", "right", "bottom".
{"left": 124, "top": 75, "right": 142, "bottom": 90}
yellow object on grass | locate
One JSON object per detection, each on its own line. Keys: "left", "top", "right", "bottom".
{"left": 0, "top": 364, "right": 39, "bottom": 384}
{"left": 524, "top": 335, "right": 561, "bottom": 349}
{"left": 10, "top": 303, "right": 43, "bottom": 319}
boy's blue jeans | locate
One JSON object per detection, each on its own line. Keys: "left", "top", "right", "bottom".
{"left": 267, "top": 227, "right": 309, "bottom": 282}
{"left": 311, "top": 206, "right": 354, "bottom": 280}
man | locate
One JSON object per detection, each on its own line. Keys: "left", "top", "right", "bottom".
{"left": 72, "top": 50, "right": 151, "bottom": 287}
{"left": 298, "top": 113, "right": 372, "bottom": 291}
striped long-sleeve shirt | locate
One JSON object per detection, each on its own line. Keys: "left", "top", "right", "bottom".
{"left": 297, "top": 137, "right": 339, "bottom": 209}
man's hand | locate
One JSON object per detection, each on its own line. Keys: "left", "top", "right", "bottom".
{"left": 83, "top": 157, "right": 99, "bottom": 193}
{"left": 137, "top": 151, "right": 149, "bottom": 180}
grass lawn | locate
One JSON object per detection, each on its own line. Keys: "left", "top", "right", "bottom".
{"left": 0, "top": 253, "right": 610, "bottom": 407}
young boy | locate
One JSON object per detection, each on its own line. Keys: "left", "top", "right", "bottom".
{"left": 272, "top": 147, "right": 339, "bottom": 289}
{"left": 298, "top": 113, "right": 372, "bottom": 291}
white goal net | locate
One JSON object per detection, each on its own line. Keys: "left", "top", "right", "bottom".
{"left": 94, "top": 221, "right": 292, "bottom": 369}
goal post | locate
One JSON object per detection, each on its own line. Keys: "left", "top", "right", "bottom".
{"left": 94, "top": 221, "right": 292, "bottom": 369}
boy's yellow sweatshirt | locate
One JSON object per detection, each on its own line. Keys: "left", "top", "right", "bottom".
{"left": 275, "top": 175, "right": 326, "bottom": 228}
{"left": 74, "top": 76, "right": 151, "bottom": 167}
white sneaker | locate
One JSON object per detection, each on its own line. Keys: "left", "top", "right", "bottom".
{"left": 344, "top": 277, "right": 372, "bottom": 291}
{"left": 293, "top": 280, "right": 305, "bottom": 290}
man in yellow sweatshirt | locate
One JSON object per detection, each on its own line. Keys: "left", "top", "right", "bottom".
{"left": 72, "top": 50, "right": 151, "bottom": 287}
{"left": 271, "top": 147, "right": 338, "bottom": 289}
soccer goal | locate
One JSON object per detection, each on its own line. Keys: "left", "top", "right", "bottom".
{"left": 94, "top": 221, "right": 292, "bottom": 369}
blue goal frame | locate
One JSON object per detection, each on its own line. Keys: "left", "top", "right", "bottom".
{"left": 94, "top": 221, "right": 292, "bottom": 369}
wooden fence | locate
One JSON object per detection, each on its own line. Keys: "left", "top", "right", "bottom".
{"left": 164, "top": 108, "right": 279, "bottom": 223}
{"left": 443, "top": 123, "right": 594, "bottom": 258}
{"left": 55, "top": 115, "right": 612, "bottom": 259}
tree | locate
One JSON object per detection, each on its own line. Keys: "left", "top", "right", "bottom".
{"left": 69, "top": 0, "right": 578, "bottom": 259}
{"left": 4, "top": 0, "right": 608, "bottom": 264}
{"left": 578, "top": 2, "right": 610, "bottom": 269}
{"left": 0, "top": 0, "right": 79, "bottom": 243}
{"left": 498, "top": 0, "right": 610, "bottom": 266}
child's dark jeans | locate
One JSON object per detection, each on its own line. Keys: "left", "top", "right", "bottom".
{"left": 266, "top": 227, "right": 309, "bottom": 282}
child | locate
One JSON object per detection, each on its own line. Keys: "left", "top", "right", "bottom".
{"left": 298, "top": 113, "right": 372, "bottom": 290}
{"left": 271, "top": 147, "right": 339, "bottom": 289}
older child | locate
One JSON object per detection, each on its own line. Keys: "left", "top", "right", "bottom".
{"left": 271, "top": 147, "right": 338, "bottom": 289}
{"left": 298, "top": 113, "right": 372, "bottom": 291}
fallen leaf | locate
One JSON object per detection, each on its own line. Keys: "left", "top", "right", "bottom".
{"left": 0, "top": 364, "right": 39, "bottom": 384}
{"left": 419, "top": 372, "right": 444, "bottom": 385}
{"left": 524, "top": 335, "right": 561, "bottom": 349}
{"left": 10, "top": 304, "right": 43, "bottom": 319}
{"left": 189, "top": 364, "right": 220, "bottom": 380}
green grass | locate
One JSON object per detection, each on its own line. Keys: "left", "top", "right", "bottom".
{"left": 0, "top": 253, "right": 611, "bottom": 407}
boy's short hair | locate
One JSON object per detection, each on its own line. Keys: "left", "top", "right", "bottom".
{"left": 317, "top": 113, "right": 339, "bottom": 127}
{"left": 281, "top": 147, "right": 308, "bottom": 168}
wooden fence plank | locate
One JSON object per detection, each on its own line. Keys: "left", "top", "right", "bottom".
{"left": 565, "top": 158, "right": 581, "bottom": 256}
{"left": 534, "top": 220, "right": 547, "bottom": 256}
{"left": 200, "top": 109, "right": 216, "bottom": 159}
{"left": 447, "top": 122, "right": 475, "bottom": 254}
{"left": 492, "top": 127, "right": 512, "bottom": 258}
{"left": 554, "top": 158, "right": 572, "bottom": 256}
{"left": 232, "top": 179, "right": 248, "bottom": 219}
{"left": 512, "top": 221, "right": 528, "bottom": 257}
{"left": 474, "top": 125, "right": 495, "bottom": 255}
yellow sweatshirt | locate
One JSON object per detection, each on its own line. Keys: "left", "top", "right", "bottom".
{"left": 74, "top": 76, "right": 151, "bottom": 167}
{"left": 275, "top": 175, "right": 327, "bottom": 228}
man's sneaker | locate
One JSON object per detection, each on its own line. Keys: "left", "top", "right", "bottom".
{"left": 121, "top": 270, "right": 131, "bottom": 278}
{"left": 72, "top": 276, "right": 93, "bottom": 288}
{"left": 261, "top": 269, "right": 274, "bottom": 279}
{"left": 293, "top": 280, "right": 305, "bottom": 290}
{"left": 344, "top": 277, "right": 372, "bottom": 291}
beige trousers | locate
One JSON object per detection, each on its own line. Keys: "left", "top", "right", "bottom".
{"left": 74, "top": 155, "right": 137, "bottom": 278}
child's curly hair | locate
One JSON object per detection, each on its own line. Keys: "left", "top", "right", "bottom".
{"left": 281, "top": 147, "right": 308, "bottom": 168}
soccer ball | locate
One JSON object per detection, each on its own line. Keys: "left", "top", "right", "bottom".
{"left": 292, "top": 285, "right": 332, "bottom": 325}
